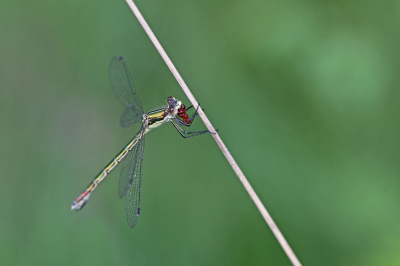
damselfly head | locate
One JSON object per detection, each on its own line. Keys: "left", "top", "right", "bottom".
{"left": 166, "top": 96, "right": 182, "bottom": 115}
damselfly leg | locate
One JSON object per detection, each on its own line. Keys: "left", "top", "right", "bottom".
{"left": 170, "top": 120, "right": 210, "bottom": 138}
{"left": 173, "top": 103, "right": 216, "bottom": 137}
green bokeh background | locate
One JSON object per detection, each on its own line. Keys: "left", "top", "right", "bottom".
{"left": 2, "top": 0, "right": 400, "bottom": 265}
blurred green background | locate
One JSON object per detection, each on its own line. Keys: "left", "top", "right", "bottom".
{"left": 1, "top": 0, "right": 400, "bottom": 265}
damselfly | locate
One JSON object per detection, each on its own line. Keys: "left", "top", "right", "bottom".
{"left": 71, "top": 56, "right": 210, "bottom": 228}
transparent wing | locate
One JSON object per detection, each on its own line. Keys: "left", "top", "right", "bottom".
{"left": 124, "top": 133, "right": 145, "bottom": 228}
{"left": 120, "top": 108, "right": 142, "bottom": 128}
{"left": 109, "top": 56, "right": 144, "bottom": 126}
{"left": 119, "top": 132, "right": 144, "bottom": 198}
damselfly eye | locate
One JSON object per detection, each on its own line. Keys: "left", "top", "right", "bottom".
{"left": 167, "top": 96, "right": 175, "bottom": 105}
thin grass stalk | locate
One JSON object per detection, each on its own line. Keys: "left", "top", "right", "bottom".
{"left": 124, "top": 1, "right": 302, "bottom": 265}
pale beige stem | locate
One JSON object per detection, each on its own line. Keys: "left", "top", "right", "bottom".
{"left": 124, "top": 1, "right": 302, "bottom": 265}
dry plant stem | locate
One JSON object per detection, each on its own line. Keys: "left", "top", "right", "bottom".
{"left": 125, "top": 1, "right": 302, "bottom": 265}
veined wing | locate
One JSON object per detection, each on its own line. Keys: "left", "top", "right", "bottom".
{"left": 119, "top": 130, "right": 145, "bottom": 228}
{"left": 109, "top": 56, "right": 144, "bottom": 126}
{"left": 120, "top": 107, "right": 141, "bottom": 128}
